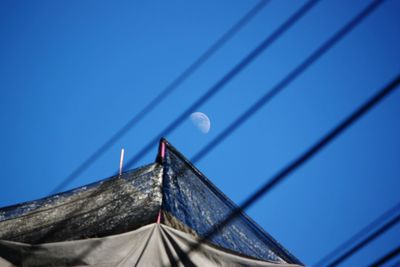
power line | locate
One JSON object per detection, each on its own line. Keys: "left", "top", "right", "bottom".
{"left": 123, "top": 0, "right": 319, "bottom": 170}
{"left": 370, "top": 246, "right": 400, "bottom": 267}
{"left": 314, "top": 202, "right": 400, "bottom": 267}
{"left": 40, "top": 0, "right": 394, "bottom": 265}
{"left": 18, "top": 0, "right": 318, "bottom": 257}
{"left": 166, "top": 72, "right": 400, "bottom": 267}
{"left": 191, "top": 0, "right": 383, "bottom": 163}
{"left": 52, "top": 0, "right": 381, "bottom": 251}
{"left": 327, "top": 213, "right": 400, "bottom": 266}
{"left": 50, "top": 0, "right": 270, "bottom": 194}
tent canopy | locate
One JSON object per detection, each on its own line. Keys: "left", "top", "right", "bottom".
{"left": 0, "top": 138, "right": 303, "bottom": 266}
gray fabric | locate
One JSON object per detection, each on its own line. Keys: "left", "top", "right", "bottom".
{"left": 0, "top": 164, "right": 162, "bottom": 244}
{"left": 0, "top": 224, "right": 301, "bottom": 267}
{"left": 0, "top": 139, "right": 303, "bottom": 265}
{"left": 161, "top": 140, "right": 298, "bottom": 264}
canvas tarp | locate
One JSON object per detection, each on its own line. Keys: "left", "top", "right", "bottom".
{"left": 161, "top": 140, "right": 299, "bottom": 264}
{"left": 0, "top": 164, "right": 163, "bottom": 244}
{"left": 0, "top": 138, "right": 303, "bottom": 266}
{"left": 0, "top": 223, "right": 302, "bottom": 267}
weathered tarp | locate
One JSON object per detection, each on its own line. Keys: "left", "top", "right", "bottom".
{"left": 161, "top": 140, "right": 298, "bottom": 264}
{"left": 0, "top": 223, "right": 301, "bottom": 267}
{"left": 0, "top": 164, "right": 163, "bottom": 244}
{"left": 0, "top": 138, "right": 303, "bottom": 266}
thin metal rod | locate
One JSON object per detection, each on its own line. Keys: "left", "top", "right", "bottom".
{"left": 119, "top": 148, "right": 125, "bottom": 175}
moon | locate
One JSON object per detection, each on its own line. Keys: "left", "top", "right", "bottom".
{"left": 190, "top": 112, "right": 211, "bottom": 134}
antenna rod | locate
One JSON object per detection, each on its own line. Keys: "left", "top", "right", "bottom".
{"left": 119, "top": 148, "right": 125, "bottom": 175}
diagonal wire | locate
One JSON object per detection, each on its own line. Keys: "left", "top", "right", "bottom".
{"left": 50, "top": 0, "right": 270, "bottom": 194}
{"left": 28, "top": 0, "right": 390, "bottom": 264}
{"left": 165, "top": 71, "right": 400, "bottom": 266}
{"left": 369, "top": 246, "right": 400, "bottom": 267}
{"left": 12, "top": 0, "right": 317, "bottom": 261}
{"left": 314, "top": 201, "right": 400, "bottom": 267}
{"left": 191, "top": 0, "right": 383, "bottom": 162}
{"left": 46, "top": 0, "right": 379, "bottom": 255}
{"left": 11, "top": 2, "right": 395, "bottom": 265}
{"left": 122, "top": 0, "right": 320, "bottom": 171}
{"left": 328, "top": 213, "right": 400, "bottom": 266}
{"left": 164, "top": 68, "right": 400, "bottom": 266}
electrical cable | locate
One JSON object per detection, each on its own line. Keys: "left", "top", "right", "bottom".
{"left": 49, "top": 0, "right": 270, "bottom": 194}
{"left": 122, "top": 0, "right": 319, "bottom": 171}
{"left": 37, "top": 1, "right": 397, "bottom": 265}
{"left": 21, "top": 0, "right": 318, "bottom": 257}
{"left": 327, "top": 213, "right": 400, "bottom": 266}
{"left": 166, "top": 73, "right": 400, "bottom": 266}
{"left": 190, "top": 0, "right": 384, "bottom": 164}
{"left": 314, "top": 201, "right": 400, "bottom": 267}
{"left": 369, "top": 246, "right": 400, "bottom": 267}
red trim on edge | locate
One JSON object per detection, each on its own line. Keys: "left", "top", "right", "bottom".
{"left": 156, "top": 210, "right": 162, "bottom": 224}
{"left": 160, "top": 141, "right": 166, "bottom": 159}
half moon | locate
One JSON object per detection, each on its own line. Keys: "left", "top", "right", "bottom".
{"left": 190, "top": 112, "right": 211, "bottom": 134}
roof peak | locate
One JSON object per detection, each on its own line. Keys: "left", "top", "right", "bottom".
{"left": 0, "top": 138, "right": 302, "bottom": 265}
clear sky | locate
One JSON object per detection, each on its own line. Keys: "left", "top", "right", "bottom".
{"left": 0, "top": 0, "right": 399, "bottom": 266}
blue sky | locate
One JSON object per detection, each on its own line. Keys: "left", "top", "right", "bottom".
{"left": 1, "top": 0, "right": 399, "bottom": 265}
